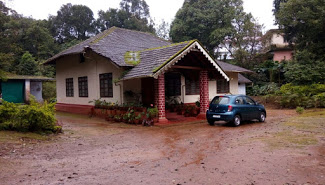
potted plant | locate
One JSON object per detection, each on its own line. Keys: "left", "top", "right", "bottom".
{"left": 134, "top": 114, "right": 142, "bottom": 125}
{"left": 114, "top": 115, "right": 121, "bottom": 122}
{"left": 122, "top": 114, "right": 128, "bottom": 123}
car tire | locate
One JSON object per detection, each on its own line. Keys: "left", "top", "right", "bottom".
{"left": 233, "top": 115, "right": 241, "bottom": 127}
{"left": 259, "top": 112, "right": 266, "bottom": 122}
{"left": 208, "top": 119, "right": 215, "bottom": 126}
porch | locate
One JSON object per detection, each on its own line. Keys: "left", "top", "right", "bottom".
{"left": 122, "top": 41, "right": 229, "bottom": 124}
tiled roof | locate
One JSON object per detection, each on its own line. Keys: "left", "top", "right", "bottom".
{"left": 4, "top": 72, "right": 54, "bottom": 81}
{"left": 238, "top": 73, "right": 252, "bottom": 84}
{"left": 123, "top": 41, "right": 193, "bottom": 80}
{"left": 216, "top": 61, "right": 253, "bottom": 73}
{"left": 46, "top": 27, "right": 171, "bottom": 66}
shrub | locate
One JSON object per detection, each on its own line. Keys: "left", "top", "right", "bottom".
{"left": 0, "top": 101, "right": 18, "bottom": 123}
{"left": 42, "top": 81, "right": 56, "bottom": 101}
{"left": 296, "top": 107, "right": 304, "bottom": 114}
{"left": 276, "top": 83, "right": 325, "bottom": 108}
{"left": 0, "top": 96, "right": 60, "bottom": 133}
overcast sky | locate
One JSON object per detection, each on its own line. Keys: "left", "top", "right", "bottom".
{"left": 4, "top": 0, "right": 277, "bottom": 33}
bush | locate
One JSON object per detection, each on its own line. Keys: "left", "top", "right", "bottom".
{"left": 0, "top": 96, "right": 60, "bottom": 133}
{"left": 276, "top": 83, "right": 325, "bottom": 108}
{"left": 42, "top": 81, "right": 56, "bottom": 101}
{"left": 296, "top": 107, "right": 304, "bottom": 114}
{"left": 248, "top": 82, "right": 280, "bottom": 96}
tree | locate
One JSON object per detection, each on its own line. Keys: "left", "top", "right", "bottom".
{"left": 49, "top": 3, "right": 95, "bottom": 43}
{"left": 217, "top": 11, "right": 263, "bottom": 67}
{"left": 170, "top": 0, "right": 245, "bottom": 54}
{"left": 275, "top": 0, "right": 325, "bottom": 55}
{"left": 155, "top": 20, "right": 170, "bottom": 40}
{"left": 95, "top": 0, "right": 155, "bottom": 33}
{"left": 17, "top": 51, "right": 38, "bottom": 76}
{"left": 284, "top": 50, "right": 325, "bottom": 85}
{"left": 272, "top": 0, "right": 288, "bottom": 24}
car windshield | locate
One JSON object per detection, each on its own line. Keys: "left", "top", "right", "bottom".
{"left": 211, "top": 96, "right": 230, "bottom": 105}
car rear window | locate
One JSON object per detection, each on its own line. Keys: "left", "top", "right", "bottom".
{"left": 211, "top": 96, "right": 230, "bottom": 105}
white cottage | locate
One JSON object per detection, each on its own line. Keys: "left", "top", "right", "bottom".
{"left": 45, "top": 27, "right": 252, "bottom": 123}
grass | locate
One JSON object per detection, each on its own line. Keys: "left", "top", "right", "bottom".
{"left": 252, "top": 109, "right": 325, "bottom": 150}
{"left": 0, "top": 131, "right": 50, "bottom": 144}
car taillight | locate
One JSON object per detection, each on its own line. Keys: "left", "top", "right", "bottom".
{"left": 228, "top": 105, "right": 233, "bottom": 112}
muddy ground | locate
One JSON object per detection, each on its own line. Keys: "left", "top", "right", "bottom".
{"left": 0, "top": 108, "right": 324, "bottom": 185}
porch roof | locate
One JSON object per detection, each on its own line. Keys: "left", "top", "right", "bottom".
{"left": 123, "top": 40, "right": 229, "bottom": 81}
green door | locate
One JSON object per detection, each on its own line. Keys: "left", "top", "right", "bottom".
{"left": 1, "top": 80, "right": 24, "bottom": 103}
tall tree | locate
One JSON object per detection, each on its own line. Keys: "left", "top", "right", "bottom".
{"left": 95, "top": 0, "right": 154, "bottom": 33}
{"left": 274, "top": 0, "right": 325, "bottom": 84}
{"left": 217, "top": 11, "right": 263, "bottom": 67}
{"left": 170, "top": 0, "right": 247, "bottom": 54}
{"left": 155, "top": 20, "right": 170, "bottom": 40}
{"left": 49, "top": 3, "right": 95, "bottom": 43}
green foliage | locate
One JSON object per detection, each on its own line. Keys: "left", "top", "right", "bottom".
{"left": 0, "top": 101, "right": 18, "bottom": 123}
{"left": 146, "top": 107, "right": 158, "bottom": 119}
{"left": 0, "top": 97, "right": 59, "bottom": 133}
{"left": 42, "top": 81, "right": 56, "bottom": 101}
{"left": 275, "top": 0, "right": 325, "bottom": 56}
{"left": 17, "top": 51, "right": 38, "bottom": 75}
{"left": 276, "top": 83, "right": 325, "bottom": 108}
{"left": 170, "top": 0, "right": 257, "bottom": 56}
{"left": 284, "top": 50, "right": 325, "bottom": 85}
{"left": 49, "top": 3, "right": 95, "bottom": 43}
{"left": 248, "top": 82, "right": 280, "bottom": 96}
{"left": 296, "top": 107, "right": 304, "bottom": 114}
{"left": 95, "top": 0, "right": 155, "bottom": 34}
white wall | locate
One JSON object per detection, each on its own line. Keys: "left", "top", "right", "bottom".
{"left": 238, "top": 83, "right": 246, "bottom": 95}
{"left": 30, "top": 81, "right": 43, "bottom": 101}
{"left": 56, "top": 52, "right": 123, "bottom": 105}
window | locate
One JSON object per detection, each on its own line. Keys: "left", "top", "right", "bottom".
{"left": 66, "top": 78, "right": 74, "bottom": 97}
{"left": 211, "top": 96, "right": 230, "bottom": 105}
{"left": 244, "top": 96, "right": 255, "bottom": 105}
{"left": 99, "top": 73, "right": 113, "bottom": 97}
{"left": 185, "top": 78, "right": 200, "bottom": 95}
{"left": 235, "top": 97, "right": 244, "bottom": 105}
{"left": 78, "top": 76, "right": 88, "bottom": 97}
{"left": 165, "top": 74, "right": 181, "bottom": 96}
{"left": 217, "top": 79, "right": 229, "bottom": 93}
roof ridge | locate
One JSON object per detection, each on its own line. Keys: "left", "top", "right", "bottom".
{"left": 111, "top": 26, "right": 170, "bottom": 43}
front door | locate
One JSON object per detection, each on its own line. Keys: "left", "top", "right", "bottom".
{"left": 141, "top": 78, "right": 155, "bottom": 107}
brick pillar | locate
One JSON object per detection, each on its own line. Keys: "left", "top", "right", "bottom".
{"left": 154, "top": 79, "right": 158, "bottom": 107}
{"left": 197, "top": 70, "right": 209, "bottom": 119}
{"left": 157, "top": 74, "right": 168, "bottom": 124}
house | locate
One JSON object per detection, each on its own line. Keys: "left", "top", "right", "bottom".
{"left": 237, "top": 73, "right": 252, "bottom": 95}
{"left": 262, "top": 29, "right": 294, "bottom": 62}
{"left": 0, "top": 73, "right": 53, "bottom": 103}
{"left": 45, "top": 27, "right": 252, "bottom": 123}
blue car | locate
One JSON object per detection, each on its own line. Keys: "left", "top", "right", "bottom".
{"left": 206, "top": 95, "right": 266, "bottom": 126}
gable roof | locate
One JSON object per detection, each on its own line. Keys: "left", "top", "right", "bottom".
{"left": 46, "top": 27, "right": 170, "bottom": 66}
{"left": 238, "top": 73, "right": 252, "bottom": 84}
{"left": 123, "top": 40, "right": 229, "bottom": 81}
{"left": 216, "top": 61, "right": 253, "bottom": 73}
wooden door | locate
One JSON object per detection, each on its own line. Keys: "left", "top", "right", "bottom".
{"left": 141, "top": 78, "right": 155, "bottom": 107}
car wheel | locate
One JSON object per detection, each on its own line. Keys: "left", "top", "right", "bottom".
{"left": 208, "top": 119, "right": 215, "bottom": 126}
{"left": 259, "top": 112, "right": 266, "bottom": 122}
{"left": 233, "top": 115, "right": 241, "bottom": 127}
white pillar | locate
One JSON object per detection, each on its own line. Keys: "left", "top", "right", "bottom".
{"left": 25, "top": 79, "right": 30, "bottom": 102}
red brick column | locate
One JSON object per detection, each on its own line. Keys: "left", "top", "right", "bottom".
{"left": 197, "top": 70, "right": 209, "bottom": 119}
{"left": 157, "top": 74, "right": 168, "bottom": 124}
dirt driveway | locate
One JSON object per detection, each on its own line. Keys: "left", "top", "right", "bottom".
{"left": 0, "top": 108, "right": 324, "bottom": 185}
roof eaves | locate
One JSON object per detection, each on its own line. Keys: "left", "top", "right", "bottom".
{"left": 152, "top": 40, "right": 229, "bottom": 81}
